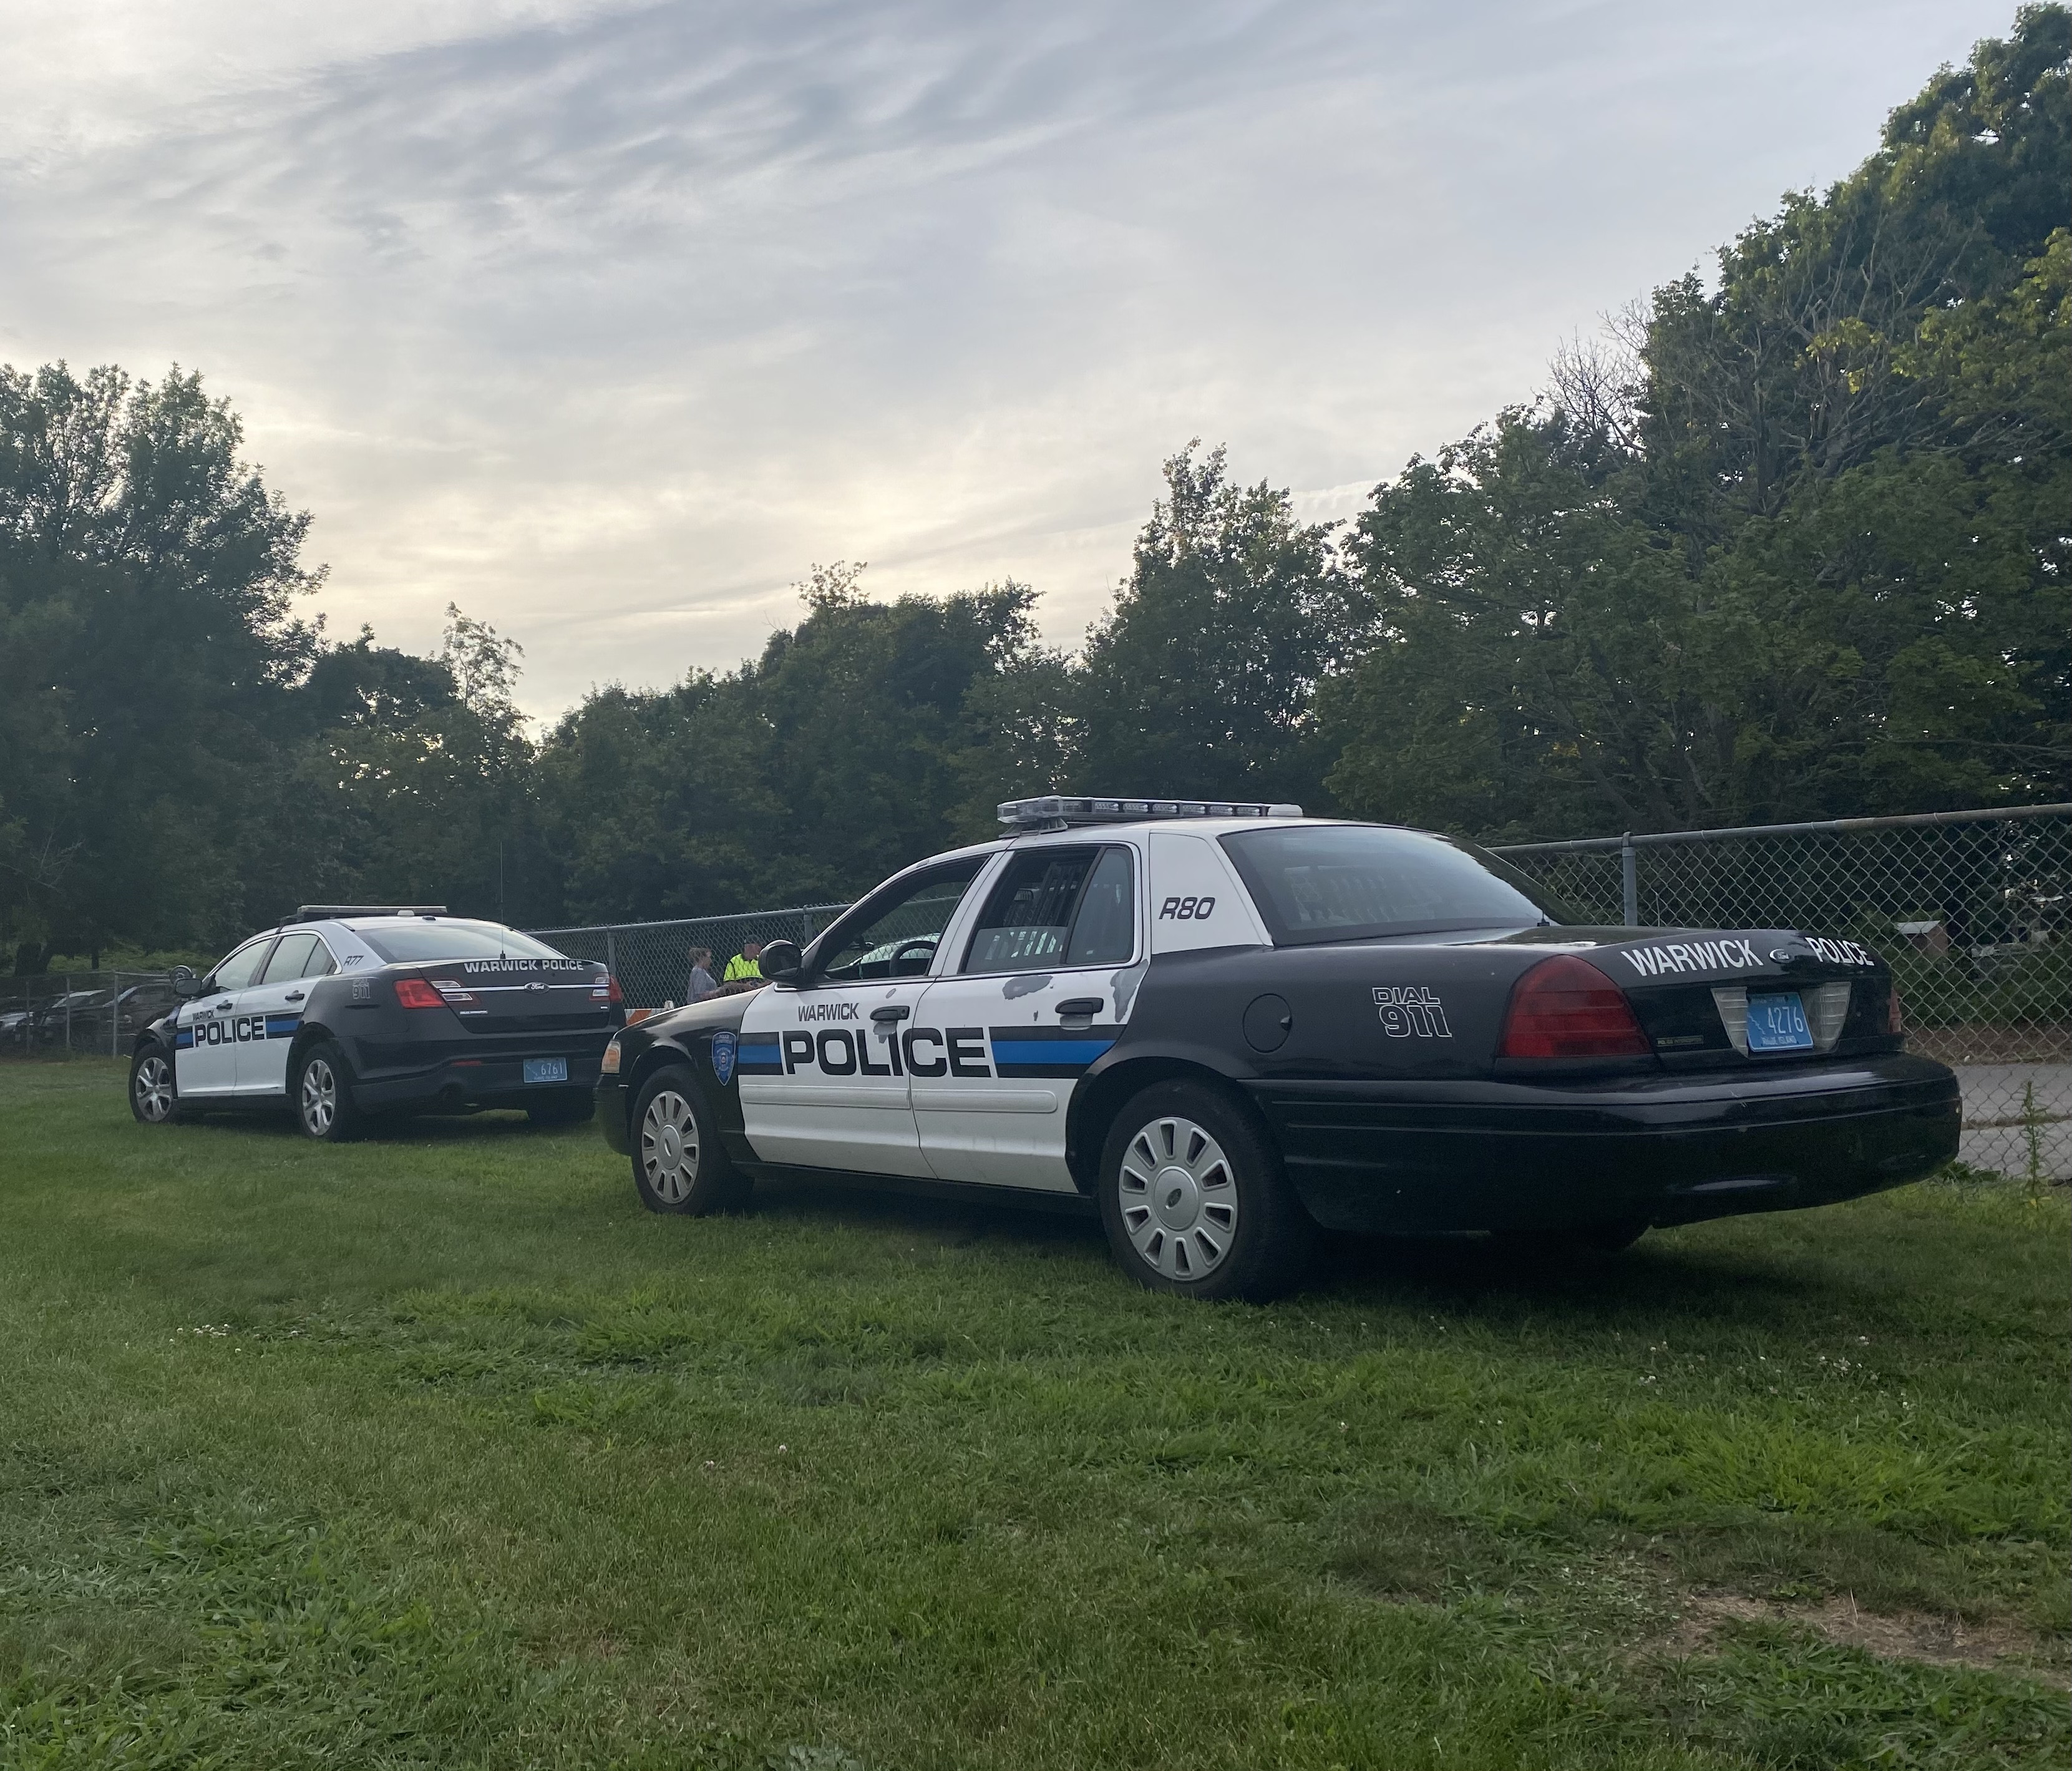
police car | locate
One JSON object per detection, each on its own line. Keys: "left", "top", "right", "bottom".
{"left": 595, "top": 800, "right": 1960, "bottom": 1299}
{"left": 129, "top": 907, "right": 622, "bottom": 1139}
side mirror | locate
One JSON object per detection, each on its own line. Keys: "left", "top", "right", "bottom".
{"left": 759, "top": 939, "right": 804, "bottom": 985}
{"left": 170, "top": 965, "right": 201, "bottom": 999}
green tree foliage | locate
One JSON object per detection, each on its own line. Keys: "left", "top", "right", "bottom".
{"left": 0, "top": 364, "right": 321, "bottom": 960}
{"left": 530, "top": 567, "right": 1054, "bottom": 920}
{"left": 1075, "top": 444, "right": 1355, "bottom": 809}
{"left": 1326, "top": 6, "right": 2070, "bottom": 836}
{"left": 300, "top": 608, "right": 541, "bottom": 920}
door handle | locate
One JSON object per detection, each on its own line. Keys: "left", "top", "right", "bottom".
{"left": 215, "top": 999, "right": 235, "bottom": 1011}
{"left": 871, "top": 1005, "right": 911, "bottom": 1025}
{"left": 284, "top": 990, "right": 305, "bottom": 1002}
{"left": 1056, "top": 998, "right": 1102, "bottom": 1017}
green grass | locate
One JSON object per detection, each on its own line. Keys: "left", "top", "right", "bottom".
{"left": 1, "top": 1060, "right": 2065, "bottom": 1770}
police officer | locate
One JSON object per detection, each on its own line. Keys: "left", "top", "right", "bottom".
{"left": 721, "top": 939, "right": 764, "bottom": 993}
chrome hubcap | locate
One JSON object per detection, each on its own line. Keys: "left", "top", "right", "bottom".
{"left": 641, "top": 1090, "right": 699, "bottom": 1204}
{"left": 135, "top": 1055, "right": 173, "bottom": 1122}
{"left": 301, "top": 1059, "right": 337, "bottom": 1135}
{"left": 1118, "top": 1115, "right": 1238, "bottom": 1280}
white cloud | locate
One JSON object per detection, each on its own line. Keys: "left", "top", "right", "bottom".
{"left": 0, "top": 0, "right": 2018, "bottom": 716}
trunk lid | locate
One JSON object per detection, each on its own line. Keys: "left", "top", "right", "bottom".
{"left": 1546, "top": 927, "right": 1893, "bottom": 1068}
{"left": 408, "top": 959, "right": 616, "bottom": 1033}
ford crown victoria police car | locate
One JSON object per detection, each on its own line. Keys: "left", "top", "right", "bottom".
{"left": 595, "top": 799, "right": 1960, "bottom": 1299}
{"left": 129, "top": 907, "right": 623, "bottom": 1139}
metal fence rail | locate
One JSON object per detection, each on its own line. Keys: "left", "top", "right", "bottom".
{"left": 0, "top": 972, "right": 178, "bottom": 1060}
{"left": 1491, "top": 806, "right": 2071, "bottom": 1179}
{"left": 528, "top": 904, "right": 852, "bottom": 1013}
{"left": 525, "top": 805, "right": 2069, "bottom": 1181}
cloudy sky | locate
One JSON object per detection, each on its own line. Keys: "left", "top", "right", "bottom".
{"left": 1, "top": 0, "right": 2015, "bottom": 718}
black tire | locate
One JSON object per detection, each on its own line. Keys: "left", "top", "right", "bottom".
{"left": 630, "top": 1063, "right": 751, "bottom": 1215}
{"left": 294, "top": 1040, "right": 365, "bottom": 1142}
{"left": 129, "top": 1043, "right": 187, "bottom": 1126}
{"left": 527, "top": 1091, "right": 596, "bottom": 1127}
{"left": 1097, "top": 1080, "right": 1316, "bottom": 1302}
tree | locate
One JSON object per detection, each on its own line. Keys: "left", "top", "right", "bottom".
{"left": 0, "top": 363, "right": 322, "bottom": 958}
{"left": 1075, "top": 445, "right": 1356, "bottom": 807}
{"left": 532, "top": 568, "right": 1058, "bottom": 921}
{"left": 1325, "top": 8, "right": 2070, "bottom": 836}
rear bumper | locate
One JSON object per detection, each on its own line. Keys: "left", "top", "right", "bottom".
{"left": 1246, "top": 1053, "right": 1961, "bottom": 1234}
{"left": 351, "top": 1048, "right": 605, "bottom": 1112}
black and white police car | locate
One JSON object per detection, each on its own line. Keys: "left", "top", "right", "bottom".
{"left": 130, "top": 907, "right": 623, "bottom": 1139}
{"left": 595, "top": 799, "right": 1960, "bottom": 1299}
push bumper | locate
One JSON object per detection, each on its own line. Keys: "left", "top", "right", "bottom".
{"left": 1246, "top": 1053, "right": 1961, "bottom": 1235}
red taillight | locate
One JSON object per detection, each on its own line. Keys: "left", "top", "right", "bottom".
{"left": 1499, "top": 955, "right": 1651, "bottom": 1058}
{"left": 1887, "top": 986, "right": 1905, "bottom": 1037}
{"left": 394, "top": 978, "right": 445, "bottom": 1010}
{"left": 607, "top": 975, "right": 623, "bottom": 1007}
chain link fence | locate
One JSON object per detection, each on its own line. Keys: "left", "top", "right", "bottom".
{"left": 528, "top": 904, "right": 852, "bottom": 1014}
{"left": 0, "top": 972, "right": 180, "bottom": 1060}
{"left": 524, "top": 805, "right": 2068, "bottom": 1180}
{"left": 1491, "top": 805, "right": 2071, "bottom": 1179}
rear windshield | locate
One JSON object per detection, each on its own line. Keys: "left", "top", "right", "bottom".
{"left": 354, "top": 922, "right": 571, "bottom": 964}
{"left": 1220, "top": 824, "right": 1573, "bottom": 945}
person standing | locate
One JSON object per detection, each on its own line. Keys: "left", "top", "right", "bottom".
{"left": 686, "top": 947, "right": 719, "bottom": 1003}
{"left": 721, "top": 939, "right": 764, "bottom": 992}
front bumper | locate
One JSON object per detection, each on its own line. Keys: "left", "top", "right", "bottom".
{"left": 1247, "top": 1053, "right": 1961, "bottom": 1234}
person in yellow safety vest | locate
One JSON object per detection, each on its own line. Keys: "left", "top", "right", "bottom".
{"left": 721, "top": 940, "right": 764, "bottom": 988}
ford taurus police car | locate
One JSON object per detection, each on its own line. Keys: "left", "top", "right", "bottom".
{"left": 129, "top": 907, "right": 622, "bottom": 1139}
{"left": 595, "top": 799, "right": 1960, "bottom": 1299}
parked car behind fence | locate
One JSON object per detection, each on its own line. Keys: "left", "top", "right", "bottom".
{"left": 1, "top": 973, "right": 181, "bottom": 1058}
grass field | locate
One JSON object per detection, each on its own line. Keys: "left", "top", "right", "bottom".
{"left": 1, "top": 1059, "right": 2066, "bottom": 1770}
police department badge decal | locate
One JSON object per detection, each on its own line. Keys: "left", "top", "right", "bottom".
{"left": 711, "top": 1030, "right": 737, "bottom": 1086}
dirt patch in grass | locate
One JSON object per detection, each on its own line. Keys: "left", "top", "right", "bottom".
{"left": 1666, "top": 1590, "right": 2070, "bottom": 1687}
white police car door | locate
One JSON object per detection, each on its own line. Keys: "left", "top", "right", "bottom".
{"left": 737, "top": 857, "right": 991, "bottom": 1175}
{"left": 175, "top": 935, "right": 276, "bottom": 1099}
{"left": 235, "top": 930, "right": 334, "bottom": 1096}
{"left": 912, "top": 844, "right": 1138, "bottom": 1192}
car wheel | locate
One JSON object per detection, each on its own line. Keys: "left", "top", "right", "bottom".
{"left": 1097, "top": 1080, "right": 1315, "bottom": 1301}
{"left": 294, "top": 1041, "right": 364, "bottom": 1142}
{"left": 129, "top": 1045, "right": 185, "bottom": 1125}
{"left": 631, "top": 1064, "right": 750, "bottom": 1214}
{"left": 527, "top": 1091, "right": 595, "bottom": 1127}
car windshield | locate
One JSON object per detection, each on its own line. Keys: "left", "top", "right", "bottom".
{"left": 354, "top": 921, "right": 570, "bottom": 964}
{"left": 1220, "top": 824, "right": 1575, "bottom": 945}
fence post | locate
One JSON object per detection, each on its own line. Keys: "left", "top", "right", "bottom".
{"left": 606, "top": 931, "right": 618, "bottom": 982}
{"left": 64, "top": 974, "right": 73, "bottom": 1055}
{"left": 112, "top": 970, "right": 120, "bottom": 1058}
{"left": 1620, "top": 834, "right": 1638, "bottom": 927}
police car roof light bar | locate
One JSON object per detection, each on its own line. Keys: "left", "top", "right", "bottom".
{"left": 996, "top": 796, "right": 1303, "bottom": 829}
{"left": 288, "top": 904, "right": 449, "bottom": 923}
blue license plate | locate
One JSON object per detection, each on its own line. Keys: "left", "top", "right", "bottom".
{"left": 523, "top": 1056, "right": 569, "bottom": 1084}
{"left": 1746, "top": 993, "right": 1813, "bottom": 1053}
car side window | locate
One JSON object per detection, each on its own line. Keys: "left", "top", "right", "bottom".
{"left": 1065, "top": 846, "right": 1136, "bottom": 965}
{"left": 211, "top": 939, "right": 275, "bottom": 992}
{"left": 816, "top": 859, "right": 988, "bottom": 982}
{"left": 962, "top": 846, "right": 1134, "bottom": 973}
{"left": 260, "top": 932, "right": 322, "bottom": 985}
{"left": 299, "top": 939, "right": 337, "bottom": 980}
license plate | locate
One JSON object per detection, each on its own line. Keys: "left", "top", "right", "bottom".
{"left": 523, "top": 1056, "right": 569, "bottom": 1084}
{"left": 1746, "top": 993, "right": 1813, "bottom": 1053}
